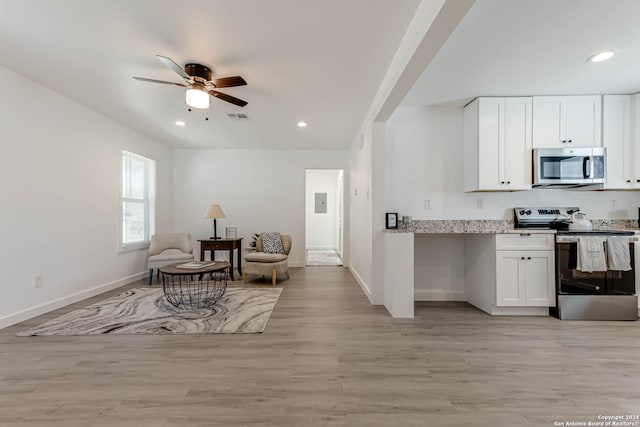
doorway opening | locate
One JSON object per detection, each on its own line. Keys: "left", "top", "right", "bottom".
{"left": 305, "top": 169, "right": 344, "bottom": 266}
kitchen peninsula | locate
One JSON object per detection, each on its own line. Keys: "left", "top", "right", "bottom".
{"left": 382, "top": 219, "right": 639, "bottom": 318}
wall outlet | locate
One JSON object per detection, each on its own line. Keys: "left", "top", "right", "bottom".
{"left": 33, "top": 274, "right": 42, "bottom": 289}
{"left": 424, "top": 199, "right": 432, "bottom": 210}
{"left": 477, "top": 198, "right": 484, "bottom": 209}
{"left": 610, "top": 199, "right": 617, "bottom": 209}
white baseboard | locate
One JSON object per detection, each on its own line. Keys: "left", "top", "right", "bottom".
{"left": 0, "top": 272, "right": 146, "bottom": 330}
{"left": 414, "top": 289, "right": 466, "bottom": 301}
{"left": 490, "top": 306, "right": 550, "bottom": 316}
{"left": 348, "top": 264, "right": 373, "bottom": 304}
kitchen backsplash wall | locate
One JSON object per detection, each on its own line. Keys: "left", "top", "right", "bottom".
{"left": 386, "top": 106, "right": 640, "bottom": 221}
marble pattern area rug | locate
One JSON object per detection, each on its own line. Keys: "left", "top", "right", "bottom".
{"left": 306, "top": 249, "right": 343, "bottom": 266}
{"left": 17, "top": 287, "right": 282, "bottom": 336}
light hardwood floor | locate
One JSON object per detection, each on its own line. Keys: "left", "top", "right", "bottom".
{"left": 1, "top": 267, "right": 640, "bottom": 426}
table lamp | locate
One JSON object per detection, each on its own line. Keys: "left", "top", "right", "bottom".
{"left": 205, "top": 204, "right": 226, "bottom": 239}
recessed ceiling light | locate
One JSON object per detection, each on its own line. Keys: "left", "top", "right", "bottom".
{"left": 297, "top": 121, "right": 307, "bottom": 128}
{"left": 175, "top": 120, "right": 186, "bottom": 127}
{"left": 587, "top": 51, "right": 615, "bottom": 63}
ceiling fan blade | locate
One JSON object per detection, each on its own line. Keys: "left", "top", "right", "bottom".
{"left": 210, "top": 76, "right": 247, "bottom": 88}
{"left": 208, "top": 89, "right": 248, "bottom": 107}
{"left": 133, "top": 76, "right": 187, "bottom": 87}
{"left": 156, "top": 55, "right": 190, "bottom": 80}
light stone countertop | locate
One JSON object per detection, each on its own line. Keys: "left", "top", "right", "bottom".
{"left": 385, "top": 219, "right": 640, "bottom": 234}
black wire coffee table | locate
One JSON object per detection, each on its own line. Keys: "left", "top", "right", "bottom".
{"left": 159, "top": 261, "right": 230, "bottom": 309}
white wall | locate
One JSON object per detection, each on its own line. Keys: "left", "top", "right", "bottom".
{"left": 336, "top": 169, "right": 345, "bottom": 257}
{"left": 386, "top": 105, "right": 640, "bottom": 299}
{"left": 172, "top": 149, "right": 347, "bottom": 268}
{"left": 387, "top": 106, "right": 640, "bottom": 220}
{"left": 305, "top": 170, "right": 340, "bottom": 250}
{"left": 414, "top": 234, "right": 465, "bottom": 301}
{"left": 348, "top": 131, "right": 374, "bottom": 299}
{"left": 0, "top": 65, "right": 173, "bottom": 328}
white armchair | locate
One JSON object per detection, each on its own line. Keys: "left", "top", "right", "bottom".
{"left": 147, "top": 234, "right": 194, "bottom": 284}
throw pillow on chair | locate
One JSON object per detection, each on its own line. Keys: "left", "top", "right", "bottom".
{"left": 261, "top": 232, "right": 286, "bottom": 254}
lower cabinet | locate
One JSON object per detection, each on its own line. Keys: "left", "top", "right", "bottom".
{"left": 496, "top": 250, "right": 555, "bottom": 307}
{"left": 463, "top": 233, "right": 556, "bottom": 315}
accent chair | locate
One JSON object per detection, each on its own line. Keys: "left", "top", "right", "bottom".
{"left": 147, "top": 233, "right": 194, "bottom": 285}
{"left": 243, "top": 234, "right": 292, "bottom": 285}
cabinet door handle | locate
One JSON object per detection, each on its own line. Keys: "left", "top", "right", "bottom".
{"left": 527, "top": 256, "right": 531, "bottom": 260}
{"left": 636, "top": 179, "right": 640, "bottom": 183}
{"left": 521, "top": 257, "right": 525, "bottom": 260}
{"left": 568, "top": 139, "right": 572, "bottom": 143}
{"left": 500, "top": 181, "right": 505, "bottom": 184}
{"left": 627, "top": 180, "right": 631, "bottom": 183}
{"left": 507, "top": 181, "right": 511, "bottom": 184}
{"left": 561, "top": 140, "right": 566, "bottom": 143}
{"left": 520, "top": 233, "right": 531, "bottom": 236}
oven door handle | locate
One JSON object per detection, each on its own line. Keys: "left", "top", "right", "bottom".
{"left": 556, "top": 236, "right": 638, "bottom": 243}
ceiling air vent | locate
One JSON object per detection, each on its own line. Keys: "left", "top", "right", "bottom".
{"left": 227, "top": 113, "right": 250, "bottom": 120}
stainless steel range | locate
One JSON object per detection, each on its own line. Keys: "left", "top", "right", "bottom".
{"left": 514, "top": 207, "right": 638, "bottom": 320}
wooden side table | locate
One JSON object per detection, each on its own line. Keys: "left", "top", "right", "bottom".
{"left": 198, "top": 238, "right": 243, "bottom": 280}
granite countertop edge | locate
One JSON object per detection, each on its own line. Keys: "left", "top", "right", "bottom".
{"left": 384, "top": 219, "right": 640, "bottom": 234}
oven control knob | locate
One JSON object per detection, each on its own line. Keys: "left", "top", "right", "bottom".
{"left": 526, "top": 210, "right": 531, "bottom": 215}
{"left": 519, "top": 210, "right": 525, "bottom": 215}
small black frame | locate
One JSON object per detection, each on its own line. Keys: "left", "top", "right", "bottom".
{"left": 385, "top": 212, "right": 398, "bottom": 229}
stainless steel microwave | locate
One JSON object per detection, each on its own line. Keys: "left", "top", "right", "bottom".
{"left": 533, "top": 147, "right": 606, "bottom": 188}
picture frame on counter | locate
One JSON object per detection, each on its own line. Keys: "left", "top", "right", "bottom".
{"left": 385, "top": 212, "right": 398, "bottom": 229}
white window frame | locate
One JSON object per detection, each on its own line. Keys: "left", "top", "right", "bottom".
{"left": 120, "top": 151, "right": 156, "bottom": 252}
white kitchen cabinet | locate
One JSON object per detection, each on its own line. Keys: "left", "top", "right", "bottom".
{"left": 464, "top": 97, "right": 532, "bottom": 191}
{"left": 496, "top": 250, "right": 555, "bottom": 307}
{"left": 464, "top": 233, "right": 556, "bottom": 315}
{"left": 634, "top": 94, "right": 640, "bottom": 188}
{"left": 602, "top": 95, "right": 635, "bottom": 189}
{"left": 532, "top": 96, "right": 602, "bottom": 148}
{"left": 495, "top": 233, "right": 554, "bottom": 251}
{"left": 602, "top": 94, "right": 640, "bottom": 190}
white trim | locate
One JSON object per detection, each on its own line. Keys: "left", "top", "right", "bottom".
{"left": 348, "top": 264, "right": 374, "bottom": 304}
{"left": 118, "top": 241, "right": 150, "bottom": 253}
{"left": 414, "top": 290, "right": 466, "bottom": 301}
{"left": 488, "top": 306, "right": 550, "bottom": 316}
{"left": 0, "top": 272, "right": 146, "bottom": 330}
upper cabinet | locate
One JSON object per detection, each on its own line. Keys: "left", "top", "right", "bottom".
{"left": 532, "top": 95, "right": 602, "bottom": 148}
{"left": 464, "top": 97, "right": 532, "bottom": 192}
{"left": 603, "top": 94, "right": 640, "bottom": 189}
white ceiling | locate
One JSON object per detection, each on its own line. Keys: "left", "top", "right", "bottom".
{"left": 8, "top": 1, "right": 636, "bottom": 149}
{"left": 0, "top": 0, "right": 421, "bottom": 150}
{"left": 403, "top": 0, "right": 640, "bottom": 107}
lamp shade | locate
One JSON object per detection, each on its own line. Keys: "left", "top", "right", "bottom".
{"left": 205, "top": 204, "right": 226, "bottom": 219}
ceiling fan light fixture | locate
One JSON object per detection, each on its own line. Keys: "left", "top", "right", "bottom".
{"left": 185, "top": 84, "right": 210, "bottom": 109}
